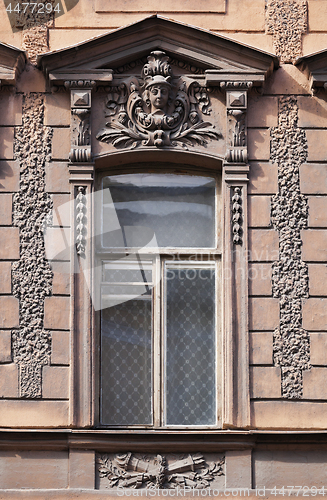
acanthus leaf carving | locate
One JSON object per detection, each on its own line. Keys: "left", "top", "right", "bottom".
{"left": 96, "top": 51, "right": 220, "bottom": 149}
{"left": 97, "top": 452, "right": 225, "bottom": 490}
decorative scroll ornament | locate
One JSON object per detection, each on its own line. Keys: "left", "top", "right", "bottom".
{"left": 96, "top": 51, "right": 220, "bottom": 149}
{"left": 97, "top": 453, "right": 225, "bottom": 489}
{"left": 232, "top": 187, "right": 243, "bottom": 245}
{"left": 76, "top": 187, "right": 86, "bottom": 256}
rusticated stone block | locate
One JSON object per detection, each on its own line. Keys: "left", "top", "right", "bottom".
{"left": 0, "top": 451, "right": 68, "bottom": 489}
{"left": 307, "top": 130, "right": 327, "bottom": 162}
{"left": 51, "top": 331, "right": 70, "bottom": 365}
{"left": 225, "top": 450, "right": 251, "bottom": 489}
{"left": 44, "top": 296, "right": 70, "bottom": 330}
{"left": 0, "top": 296, "right": 19, "bottom": 328}
{"left": 264, "top": 65, "right": 310, "bottom": 95}
{"left": 0, "top": 193, "right": 12, "bottom": 225}
{"left": 303, "top": 298, "right": 327, "bottom": 331}
{"left": 0, "top": 160, "right": 19, "bottom": 193}
{"left": 250, "top": 332, "right": 274, "bottom": 365}
{"left": 0, "top": 95, "right": 22, "bottom": 126}
{"left": 302, "top": 230, "right": 327, "bottom": 262}
{"left": 248, "top": 129, "right": 270, "bottom": 161}
{"left": 308, "top": 196, "right": 327, "bottom": 227}
{"left": 44, "top": 226, "right": 71, "bottom": 261}
{"left": 0, "top": 363, "right": 18, "bottom": 397}
{"left": 52, "top": 128, "right": 70, "bottom": 161}
{"left": 308, "top": 1, "right": 327, "bottom": 31}
{"left": 43, "top": 366, "right": 69, "bottom": 399}
{"left": 303, "top": 367, "right": 327, "bottom": 399}
{"left": 248, "top": 162, "right": 278, "bottom": 195}
{"left": 248, "top": 195, "right": 271, "bottom": 228}
{"left": 308, "top": 264, "right": 327, "bottom": 296}
{"left": 248, "top": 229, "right": 279, "bottom": 262}
{"left": 0, "top": 226, "right": 19, "bottom": 259}
{"left": 52, "top": 193, "right": 71, "bottom": 227}
{"left": 249, "top": 263, "right": 272, "bottom": 296}
{"left": 248, "top": 96, "right": 278, "bottom": 128}
{"left": 251, "top": 401, "right": 327, "bottom": 429}
{"left": 300, "top": 164, "right": 327, "bottom": 195}
{"left": 45, "top": 162, "right": 70, "bottom": 193}
{"left": 311, "top": 332, "right": 327, "bottom": 365}
{"left": 52, "top": 261, "right": 70, "bottom": 295}
{"left": 249, "top": 297, "right": 279, "bottom": 331}
{"left": 0, "top": 400, "right": 69, "bottom": 427}
{"left": 0, "top": 128, "right": 14, "bottom": 159}
{"left": 44, "top": 93, "right": 71, "bottom": 126}
{"left": 16, "top": 65, "right": 46, "bottom": 93}
{"left": 250, "top": 366, "right": 281, "bottom": 398}
{"left": 0, "top": 261, "right": 11, "bottom": 294}
{"left": 69, "top": 450, "right": 95, "bottom": 489}
{"left": 0, "top": 330, "right": 11, "bottom": 363}
{"left": 298, "top": 95, "right": 327, "bottom": 128}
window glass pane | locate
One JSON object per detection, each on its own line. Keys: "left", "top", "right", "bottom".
{"left": 102, "top": 173, "right": 215, "bottom": 248}
{"left": 165, "top": 266, "right": 216, "bottom": 426}
{"left": 101, "top": 294, "right": 153, "bottom": 425}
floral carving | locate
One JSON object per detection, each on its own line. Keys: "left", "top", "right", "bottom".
{"left": 97, "top": 453, "right": 225, "bottom": 489}
{"left": 96, "top": 51, "right": 220, "bottom": 149}
{"left": 270, "top": 96, "right": 310, "bottom": 399}
{"left": 12, "top": 94, "right": 53, "bottom": 398}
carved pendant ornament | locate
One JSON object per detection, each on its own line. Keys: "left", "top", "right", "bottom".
{"left": 97, "top": 453, "right": 225, "bottom": 490}
{"left": 96, "top": 51, "right": 220, "bottom": 149}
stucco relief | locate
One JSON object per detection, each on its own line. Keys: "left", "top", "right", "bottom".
{"left": 271, "top": 95, "right": 310, "bottom": 399}
{"left": 266, "top": 0, "right": 307, "bottom": 63}
{"left": 96, "top": 51, "right": 220, "bottom": 149}
{"left": 12, "top": 93, "right": 53, "bottom": 398}
{"left": 232, "top": 187, "right": 243, "bottom": 245}
{"left": 97, "top": 453, "right": 225, "bottom": 489}
{"left": 13, "top": 0, "right": 56, "bottom": 64}
{"left": 76, "top": 186, "right": 86, "bottom": 257}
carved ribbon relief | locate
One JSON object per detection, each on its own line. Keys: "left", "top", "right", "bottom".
{"left": 96, "top": 51, "right": 220, "bottom": 149}
{"left": 97, "top": 452, "right": 225, "bottom": 489}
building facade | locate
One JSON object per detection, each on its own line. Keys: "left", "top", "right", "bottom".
{"left": 0, "top": 0, "right": 327, "bottom": 496}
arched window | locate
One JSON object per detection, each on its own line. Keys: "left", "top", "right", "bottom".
{"left": 96, "top": 167, "right": 222, "bottom": 428}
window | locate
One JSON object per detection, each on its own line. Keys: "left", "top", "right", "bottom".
{"left": 96, "top": 168, "right": 221, "bottom": 428}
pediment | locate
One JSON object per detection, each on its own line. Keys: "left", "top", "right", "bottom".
{"left": 37, "top": 15, "right": 278, "bottom": 87}
{"left": 296, "top": 49, "right": 327, "bottom": 90}
{"left": 0, "top": 42, "right": 25, "bottom": 84}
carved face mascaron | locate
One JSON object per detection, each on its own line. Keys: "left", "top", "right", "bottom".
{"left": 96, "top": 50, "right": 220, "bottom": 148}
{"left": 147, "top": 83, "right": 170, "bottom": 112}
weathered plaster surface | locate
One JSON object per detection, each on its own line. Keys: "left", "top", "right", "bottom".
{"left": 271, "top": 95, "right": 310, "bottom": 399}
{"left": 12, "top": 93, "right": 53, "bottom": 398}
{"left": 266, "top": 0, "right": 307, "bottom": 63}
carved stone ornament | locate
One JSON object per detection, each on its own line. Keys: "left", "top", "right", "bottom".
{"left": 271, "top": 96, "right": 310, "bottom": 399}
{"left": 12, "top": 94, "right": 53, "bottom": 398}
{"left": 232, "top": 187, "right": 243, "bottom": 245}
{"left": 96, "top": 51, "right": 220, "bottom": 149}
{"left": 97, "top": 452, "right": 225, "bottom": 490}
{"left": 76, "top": 186, "right": 86, "bottom": 256}
{"left": 266, "top": 0, "right": 307, "bottom": 64}
{"left": 67, "top": 84, "right": 95, "bottom": 163}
